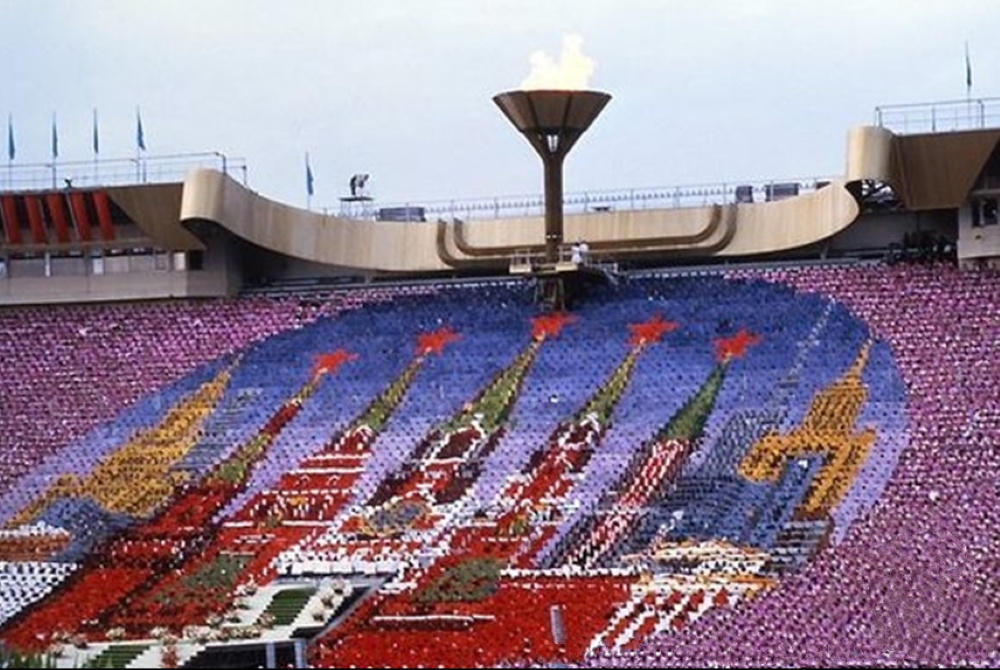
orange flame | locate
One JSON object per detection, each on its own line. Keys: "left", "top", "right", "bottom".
{"left": 521, "top": 35, "right": 596, "bottom": 91}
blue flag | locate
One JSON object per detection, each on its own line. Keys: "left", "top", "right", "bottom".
{"left": 51, "top": 114, "right": 58, "bottom": 160}
{"left": 965, "top": 42, "right": 972, "bottom": 92}
{"left": 136, "top": 108, "right": 146, "bottom": 152}
{"left": 92, "top": 109, "right": 100, "bottom": 155}
{"left": 6, "top": 114, "right": 13, "bottom": 162}
{"left": 306, "top": 153, "right": 315, "bottom": 197}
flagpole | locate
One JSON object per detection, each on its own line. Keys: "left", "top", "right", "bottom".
{"left": 5, "top": 116, "right": 10, "bottom": 190}
{"left": 306, "top": 151, "right": 314, "bottom": 211}
{"left": 135, "top": 106, "right": 145, "bottom": 183}
{"left": 5, "top": 114, "right": 12, "bottom": 189}
{"left": 965, "top": 41, "right": 972, "bottom": 127}
{"left": 51, "top": 112, "right": 58, "bottom": 189}
{"left": 136, "top": 108, "right": 141, "bottom": 183}
{"left": 93, "top": 108, "right": 99, "bottom": 185}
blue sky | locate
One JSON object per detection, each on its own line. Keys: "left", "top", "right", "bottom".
{"left": 1, "top": 0, "right": 997, "bottom": 208}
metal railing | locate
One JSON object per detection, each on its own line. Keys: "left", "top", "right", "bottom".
{"left": 0, "top": 152, "right": 246, "bottom": 192}
{"left": 973, "top": 173, "right": 1000, "bottom": 192}
{"left": 340, "top": 175, "right": 835, "bottom": 222}
{"left": 0, "top": 151, "right": 833, "bottom": 224}
{"left": 874, "top": 97, "right": 1000, "bottom": 134}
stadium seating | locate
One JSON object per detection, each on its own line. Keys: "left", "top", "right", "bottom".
{"left": 0, "top": 289, "right": 426, "bottom": 499}
{"left": 0, "top": 263, "right": 996, "bottom": 668}
{"left": 599, "top": 263, "right": 1000, "bottom": 668}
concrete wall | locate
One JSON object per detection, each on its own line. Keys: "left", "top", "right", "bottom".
{"left": 828, "top": 210, "right": 955, "bottom": 252}
{"left": 957, "top": 199, "right": 1000, "bottom": 261}
{"left": 198, "top": 229, "right": 244, "bottom": 295}
{"left": 0, "top": 270, "right": 231, "bottom": 306}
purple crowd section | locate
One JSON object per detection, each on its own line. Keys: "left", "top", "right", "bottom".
{"left": 585, "top": 263, "right": 999, "bottom": 667}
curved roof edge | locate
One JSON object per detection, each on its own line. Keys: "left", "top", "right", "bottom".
{"left": 179, "top": 169, "right": 860, "bottom": 273}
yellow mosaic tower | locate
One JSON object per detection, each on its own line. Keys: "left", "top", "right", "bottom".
{"left": 738, "top": 341, "right": 876, "bottom": 517}
{"left": 5, "top": 361, "right": 236, "bottom": 528}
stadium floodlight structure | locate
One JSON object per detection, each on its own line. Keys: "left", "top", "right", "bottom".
{"left": 493, "top": 89, "right": 611, "bottom": 266}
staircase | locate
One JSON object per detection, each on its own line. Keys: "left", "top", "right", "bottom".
{"left": 258, "top": 587, "right": 317, "bottom": 627}
{"left": 80, "top": 644, "right": 149, "bottom": 669}
{"left": 766, "top": 518, "right": 831, "bottom": 574}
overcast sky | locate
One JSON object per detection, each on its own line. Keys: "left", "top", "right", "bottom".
{"left": 1, "top": 0, "right": 997, "bottom": 209}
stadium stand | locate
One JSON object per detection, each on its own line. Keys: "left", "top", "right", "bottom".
{"left": 587, "top": 263, "right": 1000, "bottom": 668}
{"left": 0, "top": 261, "right": 996, "bottom": 668}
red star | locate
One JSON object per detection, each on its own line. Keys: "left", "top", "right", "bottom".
{"left": 714, "top": 328, "right": 761, "bottom": 362}
{"left": 417, "top": 327, "right": 461, "bottom": 356}
{"left": 628, "top": 314, "right": 678, "bottom": 347}
{"left": 312, "top": 349, "right": 358, "bottom": 377}
{"left": 531, "top": 312, "right": 577, "bottom": 340}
